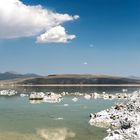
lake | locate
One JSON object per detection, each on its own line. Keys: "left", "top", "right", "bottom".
{"left": 0, "top": 86, "right": 139, "bottom": 140}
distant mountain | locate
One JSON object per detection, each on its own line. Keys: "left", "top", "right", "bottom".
{"left": 18, "top": 74, "right": 140, "bottom": 85}
{"left": 128, "top": 76, "right": 140, "bottom": 80}
{"left": 0, "top": 72, "right": 41, "bottom": 80}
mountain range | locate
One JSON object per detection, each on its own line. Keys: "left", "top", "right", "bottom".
{"left": 0, "top": 72, "right": 40, "bottom": 80}
{"left": 0, "top": 72, "right": 140, "bottom": 85}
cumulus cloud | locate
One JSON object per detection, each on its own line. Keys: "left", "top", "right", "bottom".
{"left": 37, "top": 26, "right": 76, "bottom": 43}
{"left": 0, "top": 0, "right": 79, "bottom": 43}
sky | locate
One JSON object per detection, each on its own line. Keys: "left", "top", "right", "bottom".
{"left": 0, "top": 0, "right": 140, "bottom": 76}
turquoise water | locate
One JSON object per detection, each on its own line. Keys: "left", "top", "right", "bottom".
{"left": 0, "top": 86, "right": 139, "bottom": 140}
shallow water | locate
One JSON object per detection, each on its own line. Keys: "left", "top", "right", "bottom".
{"left": 0, "top": 86, "right": 139, "bottom": 140}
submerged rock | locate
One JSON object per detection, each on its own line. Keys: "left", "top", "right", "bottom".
{"left": 72, "top": 97, "right": 78, "bottom": 102}
{"left": 29, "top": 92, "right": 62, "bottom": 103}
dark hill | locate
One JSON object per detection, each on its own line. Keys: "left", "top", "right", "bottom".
{"left": 19, "top": 74, "right": 140, "bottom": 85}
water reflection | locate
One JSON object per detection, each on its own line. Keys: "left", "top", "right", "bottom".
{"left": 37, "top": 128, "right": 75, "bottom": 140}
{"left": 30, "top": 100, "right": 42, "bottom": 104}
{"left": 0, "top": 128, "right": 75, "bottom": 140}
{"left": 0, "top": 86, "right": 140, "bottom": 140}
{"left": 0, "top": 131, "right": 40, "bottom": 140}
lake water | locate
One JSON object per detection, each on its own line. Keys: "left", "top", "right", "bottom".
{"left": 0, "top": 86, "right": 139, "bottom": 140}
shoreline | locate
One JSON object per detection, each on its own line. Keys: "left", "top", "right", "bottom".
{"left": 89, "top": 91, "right": 140, "bottom": 140}
{"left": 3, "top": 84, "right": 140, "bottom": 87}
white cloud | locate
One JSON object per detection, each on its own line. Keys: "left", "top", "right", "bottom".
{"left": 84, "top": 62, "right": 88, "bottom": 65}
{"left": 37, "top": 26, "right": 76, "bottom": 43}
{"left": 73, "top": 15, "right": 80, "bottom": 19}
{"left": 89, "top": 44, "right": 94, "bottom": 47}
{"left": 0, "top": 0, "right": 79, "bottom": 43}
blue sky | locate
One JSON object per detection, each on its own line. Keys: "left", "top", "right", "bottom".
{"left": 0, "top": 0, "right": 140, "bottom": 76}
